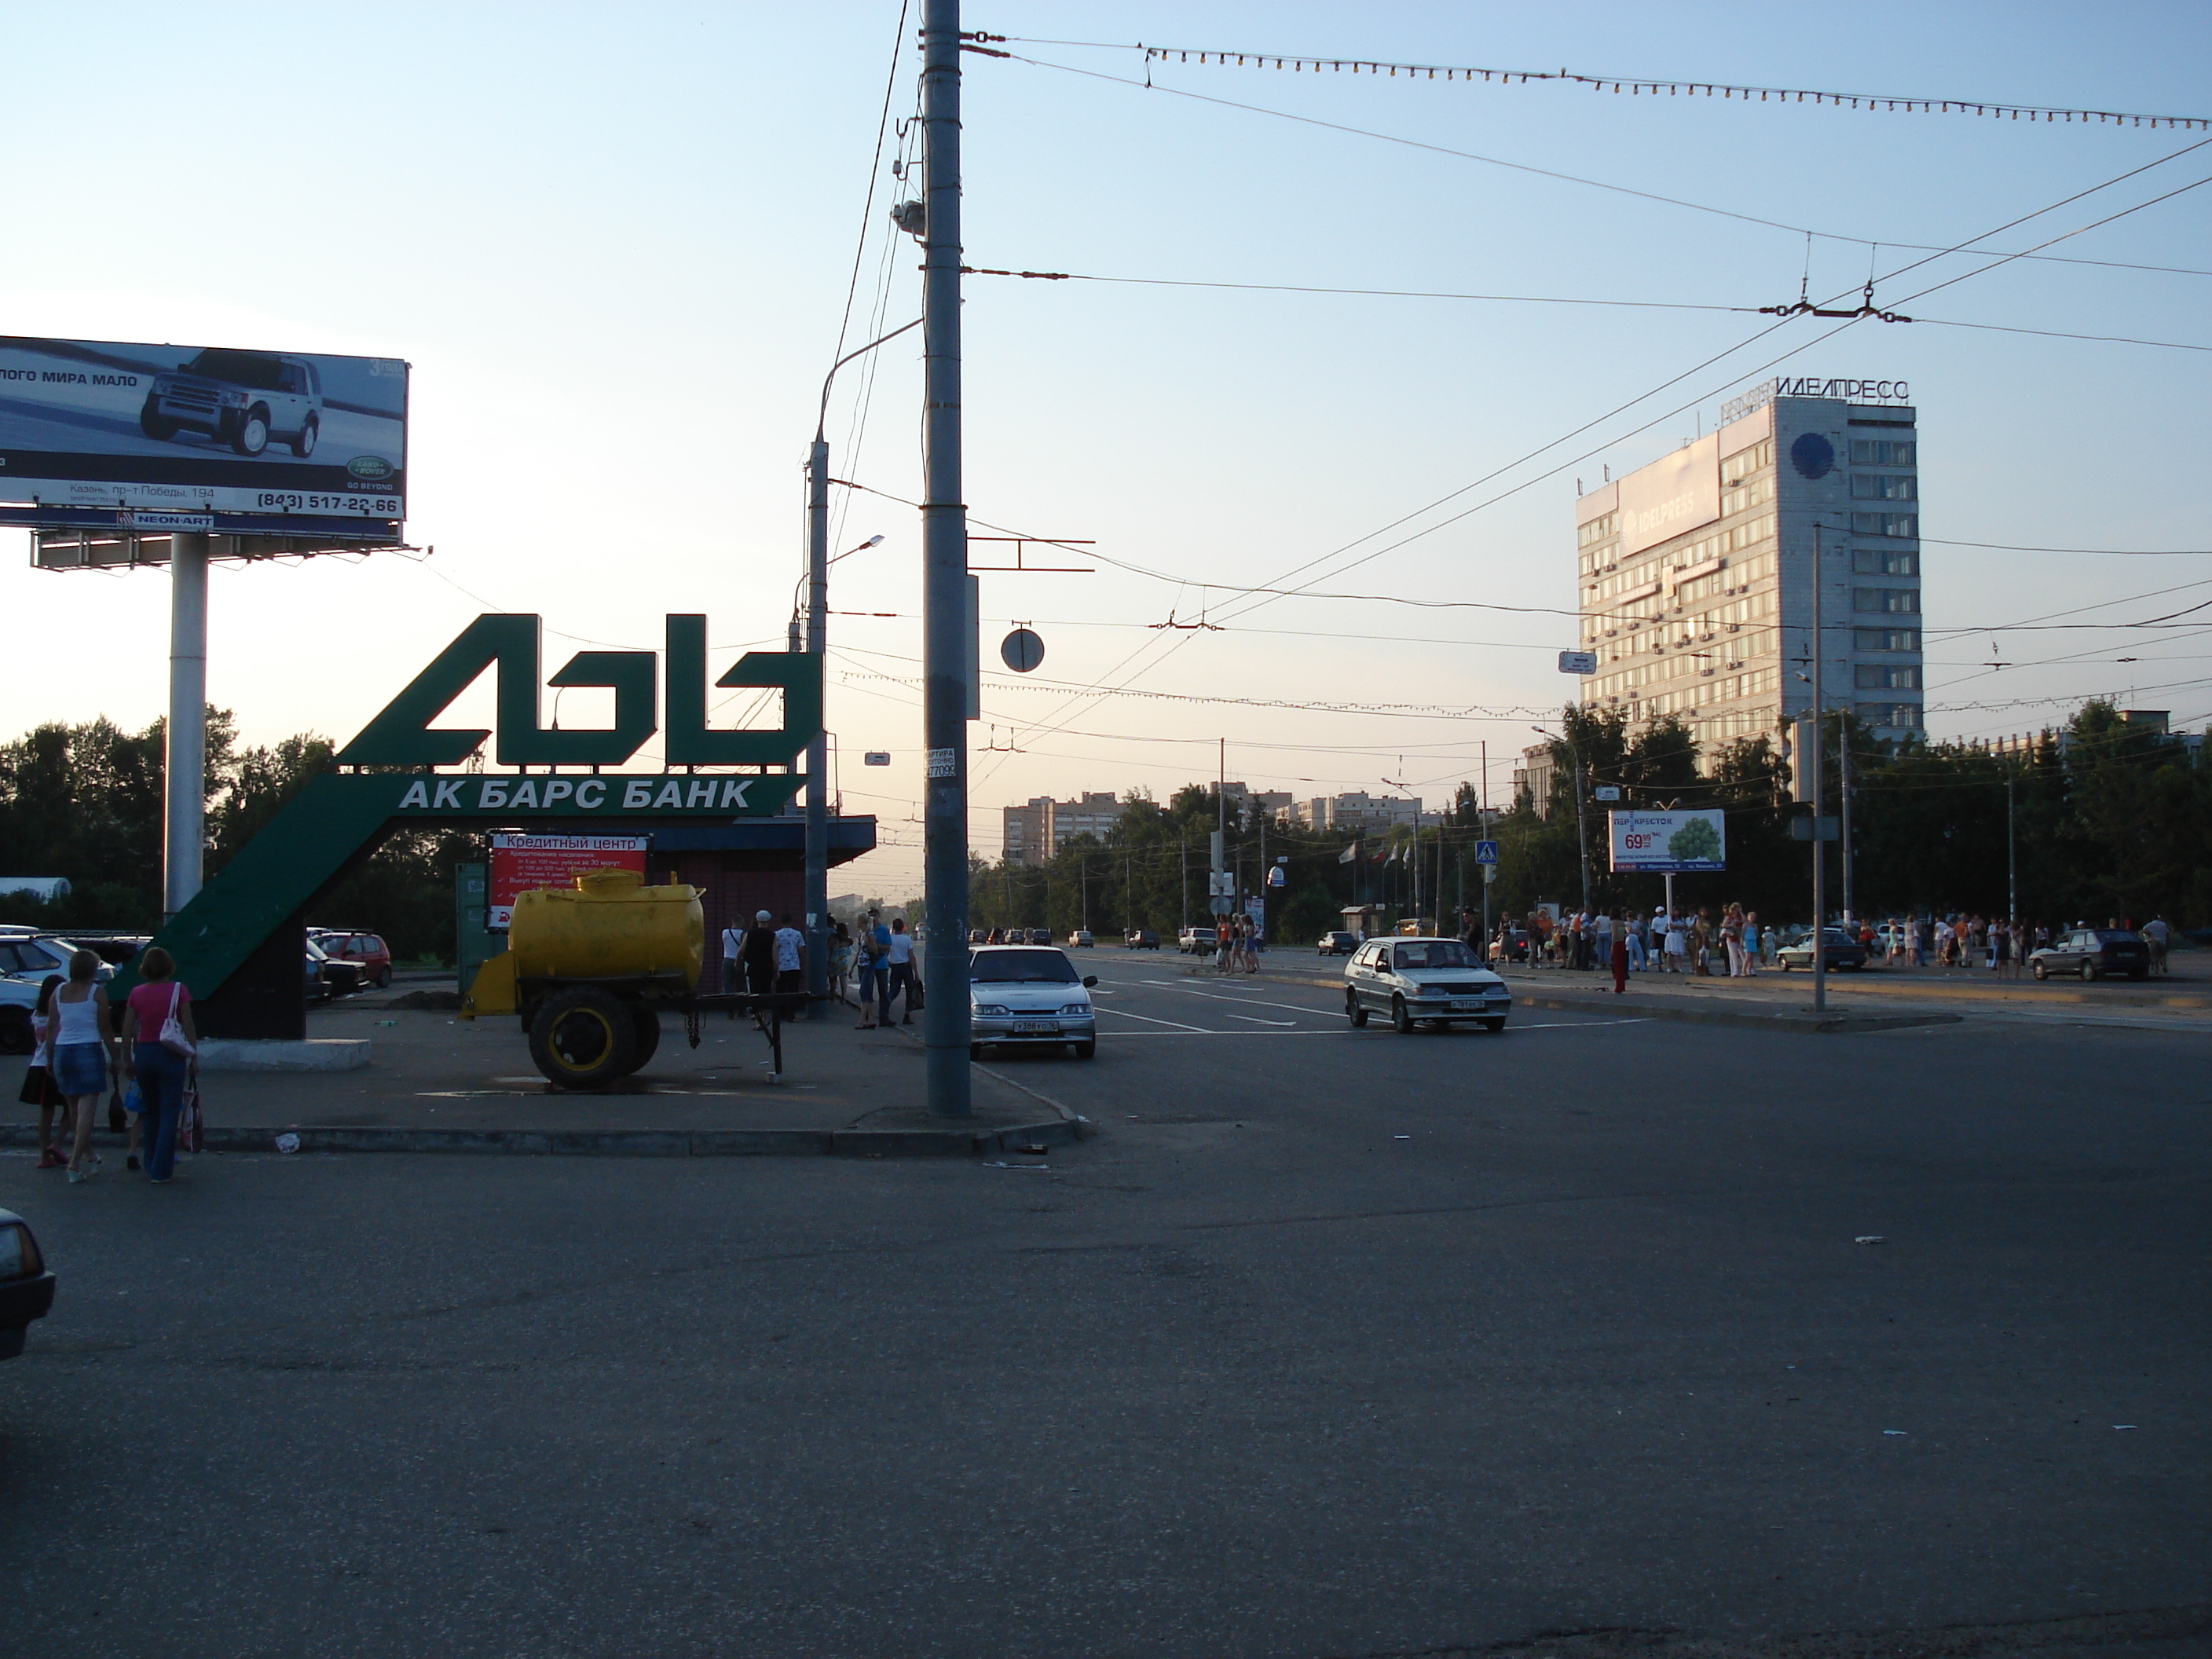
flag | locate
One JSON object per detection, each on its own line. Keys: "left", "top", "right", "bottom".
{"left": 1339, "top": 840, "right": 1358, "bottom": 864}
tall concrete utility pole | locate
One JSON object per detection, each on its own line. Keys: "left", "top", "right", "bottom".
{"left": 1810, "top": 522, "right": 1829, "bottom": 1016}
{"left": 163, "top": 533, "right": 210, "bottom": 920}
{"left": 919, "top": 0, "right": 971, "bottom": 1115}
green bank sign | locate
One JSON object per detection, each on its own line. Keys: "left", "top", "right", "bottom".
{"left": 127, "top": 613, "right": 819, "bottom": 1005}
{"left": 390, "top": 774, "right": 792, "bottom": 815}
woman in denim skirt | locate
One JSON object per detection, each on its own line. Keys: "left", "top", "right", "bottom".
{"left": 49, "top": 951, "right": 120, "bottom": 1183}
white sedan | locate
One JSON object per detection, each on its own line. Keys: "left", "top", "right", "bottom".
{"left": 1344, "top": 936, "right": 1513, "bottom": 1033}
{"left": 968, "top": 945, "right": 1099, "bottom": 1060}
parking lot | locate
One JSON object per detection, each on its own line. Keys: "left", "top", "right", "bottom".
{"left": 2, "top": 950, "right": 2207, "bottom": 1657}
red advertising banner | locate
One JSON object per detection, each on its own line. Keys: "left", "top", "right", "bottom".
{"left": 487, "top": 833, "right": 649, "bottom": 929}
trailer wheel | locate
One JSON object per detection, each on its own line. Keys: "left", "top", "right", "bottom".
{"left": 630, "top": 1007, "right": 661, "bottom": 1073}
{"left": 529, "top": 987, "right": 638, "bottom": 1089}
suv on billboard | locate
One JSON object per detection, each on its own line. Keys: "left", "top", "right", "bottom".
{"left": 140, "top": 349, "right": 324, "bottom": 458}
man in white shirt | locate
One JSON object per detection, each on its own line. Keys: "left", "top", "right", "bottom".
{"left": 884, "top": 917, "right": 918, "bottom": 1024}
{"left": 771, "top": 914, "right": 805, "bottom": 994}
{"left": 719, "top": 921, "right": 744, "bottom": 994}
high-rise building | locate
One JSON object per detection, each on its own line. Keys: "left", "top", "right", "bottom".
{"left": 1002, "top": 797, "right": 1051, "bottom": 866}
{"left": 1290, "top": 791, "right": 1424, "bottom": 833}
{"left": 1573, "top": 383, "right": 1924, "bottom": 758}
{"left": 1002, "top": 791, "right": 1126, "bottom": 864}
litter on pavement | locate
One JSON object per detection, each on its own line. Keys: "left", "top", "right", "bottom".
{"left": 274, "top": 1133, "right": 302, "bottom": 1154}
{"left": 1855, "top": 1235, "right": 1885, "bottom": 1244}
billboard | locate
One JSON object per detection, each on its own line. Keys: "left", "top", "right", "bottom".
{"left": 1609, "top": 809, "right": 1726, "bottom": 873}
{"left": 487, "top": 833, "right": 648, "bottom": 930}
{"left": 0, "top": 334, "right": 405, "bottom": 531}
{"left": 1617, "top": 432, "right": 1718, "bottom": 556}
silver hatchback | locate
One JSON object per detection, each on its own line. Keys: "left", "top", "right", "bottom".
{"left": 1344, "top": 936, "right": 1511, "bottom": 1033}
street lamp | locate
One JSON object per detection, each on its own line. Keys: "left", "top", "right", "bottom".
{"left": 804, "top": 321, "right": 920, "bottom": 1020}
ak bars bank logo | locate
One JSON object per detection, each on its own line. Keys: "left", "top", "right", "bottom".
{"left": 335, "top": 614, "right": 826, "bottom": 821}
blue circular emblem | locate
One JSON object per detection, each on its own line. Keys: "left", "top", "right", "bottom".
{"left": 1790, "top": 432, "right": 1835, "bottom": 479}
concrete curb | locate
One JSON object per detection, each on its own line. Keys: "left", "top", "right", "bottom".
{"left": 197, "top": 1038, "right": 372, "bottom": 1072}
{"left": 0, "top": 1119, "right": 1085, "bottom": 1159}
{"left": 1203, "top": 965, "right": 1962, "bottom": 1035}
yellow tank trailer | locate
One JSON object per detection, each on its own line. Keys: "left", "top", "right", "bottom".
{"left": 463, "top": 869, "right": 710, "bottom": 1088}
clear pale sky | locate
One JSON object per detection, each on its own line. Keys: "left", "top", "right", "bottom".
{"left": 5, "top": 2, "right": 2206, "bottom": 895}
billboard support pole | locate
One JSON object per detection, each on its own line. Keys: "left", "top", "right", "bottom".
{"left": 920, "top": 0, "right": 971, "bottom": 1116}
{"left": 163, "top": 533, "right": 210, "bottom": 921}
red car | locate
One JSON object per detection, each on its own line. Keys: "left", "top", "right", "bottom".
{"left": 311, "top": 929, "right": 393, "bottom": 988}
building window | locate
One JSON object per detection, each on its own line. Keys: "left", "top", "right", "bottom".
{"left": 1854, "top": 587, "right": 1921, "bottom": 614}
{"left": 1721, "top": 437, "right": 1773, "bottom": 480}
{"left": 1851, "top": 512, "right": 1917, "bottom": 538}
{"left": 1853, "top": 547, "right": 1918, "bottom": 576}
{"left": 1856, "top": 702, "right": 1924, "bottom": 728}
{"left": 1850, "top": 440, "right": 1917, "bottom": 466}
{"left": 1854, "top": 627, "right": 1920, "bottom": 651}
{"left": 1855, "top": 664, "right": 1920, "bottom": 690}
{"left": 1850, "top": 473, "right": 1917, "bottom": 500}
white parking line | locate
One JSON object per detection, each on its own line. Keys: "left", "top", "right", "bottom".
{"left": 1115, "top": 980, "right": 1339, "bottom": 1018}
{"left": 1228, "top": 1014, "right": 1298, "bottom": 1026}
{"left": 1093, "top": 1005, "right": 1214, "bottom": 1032}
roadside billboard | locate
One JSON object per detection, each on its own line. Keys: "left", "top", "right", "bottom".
{"left": 1617, "top": 432, "right": 1718, "bottom": 556}
{"left": 0, "top": 334, "right": 406, "bottom": 526}
{"left": 1608, "top": 809, "right": 1726, "bottom": 873}
{"left": 487, "top": 833, "right": 649, "bottom": 930}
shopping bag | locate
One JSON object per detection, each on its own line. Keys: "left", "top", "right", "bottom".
{"left": 178, "top": 1079, "right": 204, "bottom": 1155}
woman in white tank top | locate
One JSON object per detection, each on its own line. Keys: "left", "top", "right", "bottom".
{"left": 49, "top": 950, "right": 119, "bottom": 1183}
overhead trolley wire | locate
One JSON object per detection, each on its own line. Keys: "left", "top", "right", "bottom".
{"left": 987, "top": 49, "right": 2212, "bottom": 274}
{"left": 987, "top": 36, "right": 2212, "bottom": 131}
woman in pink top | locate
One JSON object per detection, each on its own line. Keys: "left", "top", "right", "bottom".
{"left": 118, "top": 947, "right": 197, "bottom": 1185}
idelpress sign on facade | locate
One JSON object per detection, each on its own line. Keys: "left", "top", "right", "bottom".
{"left": 1609, "top": 810, "right": 1727, "bottom": 873}
{"left": 0, "top": 334, "right": 406, "bottom": 528}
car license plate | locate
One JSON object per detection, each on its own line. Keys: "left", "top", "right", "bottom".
{"left": 1011, "top": 1020, "right": 1058, "bottom": 1035}
{"left": 1448, "top": 998, "right": 1480, "bottom": 1012}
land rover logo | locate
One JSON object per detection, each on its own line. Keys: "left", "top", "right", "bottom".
{"left": 346, "top": 455, "right": 394, "bottom": 481}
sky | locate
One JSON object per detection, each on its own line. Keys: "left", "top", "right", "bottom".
{"left": 3, "top": 1, "right": 2207, "bottom": 896}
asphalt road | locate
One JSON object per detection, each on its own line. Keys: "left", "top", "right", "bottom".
{"left": 2, "top": 948, "right": 2205, "bottom": 1658}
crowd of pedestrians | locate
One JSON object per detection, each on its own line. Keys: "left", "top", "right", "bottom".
{"left": 19, "top": 945, "right": 199, "bottom": 1187}
{"left": 1475, "top": 906, "right": 2181, "bottom": 981}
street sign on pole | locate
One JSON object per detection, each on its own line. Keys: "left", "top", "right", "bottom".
{"left": 1473, "top": 840, "right": 1500, "bottom": 865}
{"left": 1558, "top": 650, "right": 1598, "bottom": 676}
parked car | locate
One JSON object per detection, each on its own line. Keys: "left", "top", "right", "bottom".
{"left": 2030, "top": 928, "right": 2152, "bottom": 981}
{"left": 1123, "top": 928, "right": 1159, "bottom": 950}
{"left": 968, "top": 929, "right": 987, "bottom": 945}
{"left": 1027, "top": 928, "right": 1054, "bottom": 946}
{"left": 306, "top": 937, "right": 361, "bottom": 1003}
{"left": 0, "top": 935, "right": 114, "bottom": 985}
{"left": 0, "top": 977, "right": 38, "bottom": 1054}
{"left": 1489, "top": 928, "right": 1532, "bottom": 965}
{"left": 967, "top": 946, "right": 1098, "bottom": 1060}
{"left": 0, "top": 1207, "right": 56, "bottom": 1361}
{"left": 141, "top": 347, "right": 324, "bottom": 457}
{"left": 1070, "top": 929, "right": 1094, "bottom": 948}
{"left": 311, "top": 928, "right": 394, "bottom": 989}
{"left": 1776, "top": 928, "right": 1870, "bottom": 972}
{"left": 1317, "top": 931, "right": 1359, "bottom": 956}
{"left": 1177, "top": 927, "right": 1218, "bottom": 954}
{"left": 1344, "top": 936, "right": 1512, "bottom": 1033}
